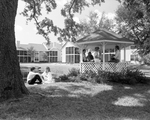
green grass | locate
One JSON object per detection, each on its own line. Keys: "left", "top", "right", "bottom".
{"left": 1, "top": 82, "right": 150, "bottom": 120}
{"left": 20, "top": 63, "right": 80, "bottom": 82}
{"left": 20, "top": 63, "right": 80, "bottom": 75}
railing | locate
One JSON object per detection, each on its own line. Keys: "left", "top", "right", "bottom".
{"left": 80, "top": 62, "right": 131, "bottom": 73}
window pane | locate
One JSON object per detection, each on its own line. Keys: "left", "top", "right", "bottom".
{"left": 66, "top": 55, "right": 69, "bottom": 63}
{"left": 54, "top": 57, "right": 57, "bottom": 62}
{"left": 20, "top": 56, "right": 23, "bottom": 62}
{"left": 66, "top": 47, "right": 69, "bottom": 54}
{"left": 50, "top": 51, "right": 53, "bottom": 56}
{"left": 75, "top": 48, "right": 79, "bottom": 54}
{"left": 70, "top": 47, "right": 74, "bottom": 54}
{"left": 54, "top": 51, "right": 57, "bottom": 56}
{"left": 20, "top": 51, "right": 23, "bottom": 55}
{"left": 24, "top": 51, "right": 27, "bottom": 55}
{"left": 24, "top": 57, "right": 27, "bottom": 63}
{"left": 75, "top": 55, "right": 80, "bottom": 63}
{"left": 55, "top": 51, "right": 58, "bottom": 56}
{"left": 69, "top": 55, "right": 74, "bottom": 63}
{"left": 28, "top": 57, "right": 31, "bottom": 62}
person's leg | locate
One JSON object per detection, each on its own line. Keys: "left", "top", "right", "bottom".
{"left": 28, "top": 76, "right": 37, "bottom": 85}
{"left": 34, "top": 75, "right": 42, "bottom": 84}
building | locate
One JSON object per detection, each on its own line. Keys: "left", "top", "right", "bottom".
{"left": 44, "top": 42, "right": 62, "bottom": 63}
{"left": 61, "top": 42, "right": 80, "bottom": 63}
{"left": 16, "top": 41, "right": 62, "bottom": 63}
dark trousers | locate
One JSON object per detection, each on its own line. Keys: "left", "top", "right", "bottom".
{"left": 28, "top": 75, "right": 42, "bottom": 85}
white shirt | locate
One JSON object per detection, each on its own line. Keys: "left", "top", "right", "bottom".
{"left": 114, "top": 50, "right": 120, "bottom": 60}
{"left": 27, "top": 71, "right": 39, "bottom": 82}
{"left": 94, "top": 51, "right": 101, "bottom": 63}
{"left": 42, "top": 71, "right": 53, "bottom": 83}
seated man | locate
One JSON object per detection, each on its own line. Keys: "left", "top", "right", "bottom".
{"left": 27, "top": 67, "right": 42, "bottom": 85}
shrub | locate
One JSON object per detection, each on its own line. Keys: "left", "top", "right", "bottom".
{"left": 107, "top": 69, "right": 149, "bottom": 85}
{"left": 59, "top": 75, "right": 69, "bottom": 82}
{"left": 142, "top": 54, "right": 150, "bottom": 65}
{"left": 67, "top": 68, "right": 80, "bottom": 77}
{"left": 80, "top": 70, "right": 97, "bottom": 83}
{"left": 80, "top": 70, "right": 106, "bottom": 83}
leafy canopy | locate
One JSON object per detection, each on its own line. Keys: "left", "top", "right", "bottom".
{"left": 78, "top": 11, "right": 116, "bottom": 36}
{"left": 115, "top": 0, "right": 150, "bottom": 56}
{"left": 21, "top": 0, "right": 105, "bottom": 43}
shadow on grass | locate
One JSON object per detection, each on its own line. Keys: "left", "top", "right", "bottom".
{"left": 1, "top": 82, "right": 150, "bottom": 120}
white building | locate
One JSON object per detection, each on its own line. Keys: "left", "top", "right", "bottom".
{"left": 16, "top": 41, "right": 62, "bottom": 63}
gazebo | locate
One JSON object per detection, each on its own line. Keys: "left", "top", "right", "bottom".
{"left": 76, "top": 29, "right": 134, "bottom": 73}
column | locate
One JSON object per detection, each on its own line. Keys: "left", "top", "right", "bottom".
{"left": 124, "top": 46, "right": 126, "bottom": 62}
{"left": 102, "top": 42, "right": 106, "bottom": 71}
{"left": 80, "top": 47, "right": 83, "bottom": 73}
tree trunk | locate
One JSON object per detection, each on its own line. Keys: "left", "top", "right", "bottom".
{"left": 0, "top": 0, "right": 29, "bottom": 100}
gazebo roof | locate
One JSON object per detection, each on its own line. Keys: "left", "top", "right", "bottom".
{"left": 76, "top": 29, "right": 134, "bottom": 45}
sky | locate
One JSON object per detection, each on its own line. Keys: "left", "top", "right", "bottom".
{"left": 15, "top": 0, "right": 120, "bottom": 44}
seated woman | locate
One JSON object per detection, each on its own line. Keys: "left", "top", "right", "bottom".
{"left": 111, "top": 45, "right": 120, "bottom": 63}
{"left": 93, "top": 47, "right": 101, "bottom": 63}
{"left": 42, "top": 67, "right": 54, "bottom": 83}
{"left": 86, "top": 52, "right": 94, "bottom": 62}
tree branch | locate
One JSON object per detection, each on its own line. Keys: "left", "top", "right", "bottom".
{"left": 68, "top": 0, "right": 76, "bottom": 30}
{"left": 31, "top": 0, "right": 50, "bottom": 42}
{"left": 131, "top": 27, "right": 141, "bottom": 41}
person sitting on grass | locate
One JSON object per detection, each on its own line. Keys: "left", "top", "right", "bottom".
{"left": 27, "top": 67, "right": 43, "bottom": 85}
{"left": 42, "top": 67, "right": 54, "bottom": 83}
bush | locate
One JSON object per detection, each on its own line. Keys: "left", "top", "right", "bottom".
{"left": 57, "top": 67, "right": 149, "bottom": 85}
{"left": 59, "top": 75, "right": 69, "bottom": 82}
{"left": 107, "top": 69, "right": 149, "bottom": 85}
{"left": 54, "top": 68, "right": 80, "bottom": 82}
{"left": 142, "top": 54, "right": 150, "bottom": 65}
{"left": 80, "top": 68, "right": 149, "bottom": 85}
{"left": 67, "top": 68, "right": 80, "bottom": 77}
{"left": 80, "top": 70, "right": 103, "bottom": 83}
{"left": 80, "top": 70, "right": 96, "bottom": 81}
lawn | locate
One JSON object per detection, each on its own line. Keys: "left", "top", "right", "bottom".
{"left": 20, "top": 63, "right": 80, "bottom": 75}
{"left": 0, "top": 82, "right": 150, "bottom": 120}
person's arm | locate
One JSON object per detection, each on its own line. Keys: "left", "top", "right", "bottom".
{"left": 41, "top": 71, "right": 46, "bottom": 81}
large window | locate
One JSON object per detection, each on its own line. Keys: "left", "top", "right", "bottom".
{"left": 17, "top": 50, "right": 31, "bottom": 63}
{"left": 48, "top": 51, "right": 58, "bottom": 62}
{"left": 66, "top": 47, "right": 80, "bottom": 63}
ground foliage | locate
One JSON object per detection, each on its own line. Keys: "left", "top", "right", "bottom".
{"left": 56, "top": 67, "right": 150, "bottom": 85}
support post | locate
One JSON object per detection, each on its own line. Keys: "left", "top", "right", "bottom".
{"left": 124, "top": 46, "right": 126, "bottom": 62}
{"left": 102, "top": 42, "right": 106, "bottom": 71}
{"left": 80, "top": 47, "right": 83, "bottom": 73}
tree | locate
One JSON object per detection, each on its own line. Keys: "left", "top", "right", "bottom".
{"left": 21, "top": 0, "right": 105, "bottom": 43}
{"left": 0, "top": 0, "right": 107, "bottom": 99}
{"left": 41, "top": 52, "right": 48, "bottom": 62}
{"left": 115, "top": 0, "right": 150, "bottom": 56}
{"left": 78, "top": 11, "right": 116, "bottom": 36}
{"left": 0, "top": 0, "right": 29, "bottom": 99}
{"left": 27, "top": 46, "right": 35, "bottom": 62}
